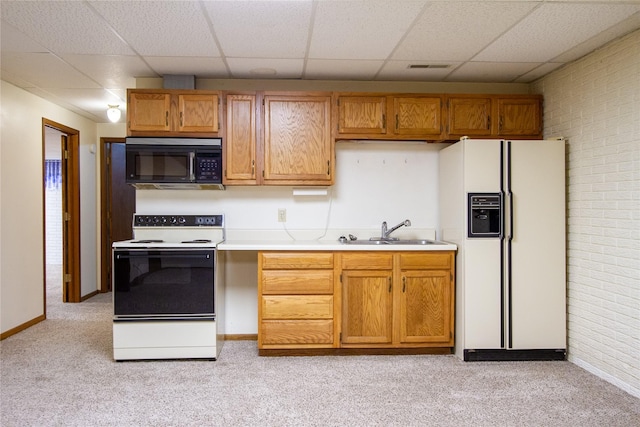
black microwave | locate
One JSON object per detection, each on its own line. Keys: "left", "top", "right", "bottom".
{"left": 125, "top": 137, "right": 223, "bottom": 189}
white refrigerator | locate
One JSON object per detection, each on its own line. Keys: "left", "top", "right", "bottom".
{"left": 439, "top": 138, "right": 566, "bottom": 361}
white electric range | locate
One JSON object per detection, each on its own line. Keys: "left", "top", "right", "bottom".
{"left": 112, "top": 214, "right": 225, "bottom": 361}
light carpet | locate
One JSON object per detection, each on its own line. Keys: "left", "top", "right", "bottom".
{"left": 0, "top": 268, "right": 638, "bottom": 426}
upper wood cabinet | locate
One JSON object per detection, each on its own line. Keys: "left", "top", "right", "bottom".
{"left": 394, "top": 96, "right": 443, "bottom": 136}
{"left": 127, "top": 89, "right": 220, "bottom": 137}
{"left": 446, "top": 94, "right": 542, "bottom": 139}
{"left": 337, "top": 96, "right": 386, "bottom": 134}
{"left": 335, "top": 94, "right": 443, "bottom": 140}
{"left": 263, "top": 93, "right": 333, "bottom": 185}
{"left": 224, "top": 94, "right": 258, "bottom": 184}
{"left": 223, "top": 92, "right": 333, "bottom": 186}
{"left": 447, "top": 95, "right": 492, "bottom": 137}
{"left": 496, "top": 97, "right": 542, "bottom": 137}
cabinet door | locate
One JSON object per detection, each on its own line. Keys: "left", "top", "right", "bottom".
{"left": 394, "top": 96, "right": 442, "bottom": 136}
{"left": 263, "top": 95, "right": 332, "bottom": 184}
{"left": 128, "top": 92, "right": 171, "bottom": 132}
{"left": 447, "top": 97, "right": 492, "bottom": 136}
{"left": 341, "top": 270, "right": 393, "bottom": 345}
{"left": 337, "top": 96, "right": 386, "bottom": 134}
{"left": 178, "top": 94, "right": 219, "bottom": 133}
{"left": 496, "top": 97, "right": 541, "bottom": 136}
{"left": 225, "top": 94, "right": 257, "bottom": 183}
{"left": 399, "top": 270, "right": 452, "bottom": 345}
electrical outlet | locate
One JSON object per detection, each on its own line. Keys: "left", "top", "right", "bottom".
{"left": 278, "top": 208, "right": 286, "bottom": 223}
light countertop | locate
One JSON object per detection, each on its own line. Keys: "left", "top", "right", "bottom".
{"left": 218, "top": 240, "right": 457, "bottom": 251}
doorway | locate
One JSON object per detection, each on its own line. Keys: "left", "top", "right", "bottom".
{"left": 43, "top": 119, "right": 81, "bottom": 307}
{"left": 100, "top": 138, "right": 136, "bottom": 292}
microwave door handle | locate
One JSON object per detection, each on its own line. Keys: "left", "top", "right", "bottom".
{"left": 189, "top": 152, "right": 195, "bottom": 181}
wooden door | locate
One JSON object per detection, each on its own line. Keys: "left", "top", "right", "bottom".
{"left": 100, "top": 139, "right": 135, "bottom": 292}
{"left": 178, "top": 94, "right": 219, "bottom": 133}
{"left": 394, "top": 96, "right": 442, "bottom": 136}
{"left": 341, "top": 270, "right": 393, "bottom": 345}
{"left": 337, "top": 96, "right": 386, "bottom": 134}
{"left": 225, "top": 94, "right": 257, "bottom": 183}
{"left": 399, "top": 270, "right": 452, "bottom": 344}
{"left": 128, "top": 92, "right": 171, "bottom": 132}
{"left": 59, "top": 134, "right": 81, "bottom": 302}
{"left": 263, "top": 95, "right": 332, "bottom": 184}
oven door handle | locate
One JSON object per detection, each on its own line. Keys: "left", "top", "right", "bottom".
{"left": 115, "top": 253, "right": 211, "bottom": 260}
{"left": 114, "top": 315, "right": 215, "bottom": 322}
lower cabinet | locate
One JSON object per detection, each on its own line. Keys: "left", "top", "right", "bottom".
{"left": 258, "top": 250, "right": 455, "bottom": 354}
{"left": 258, "top": 252, "right": 336, "bottom": 349}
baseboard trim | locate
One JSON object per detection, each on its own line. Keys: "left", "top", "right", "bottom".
{"left": 81, "top": 290, "right": 99, "bottom": 301}
{"left": 0, "top": 314, "right": 46, "bottom": 340}
{"left": 225, "top": 334, "right": 257, "bottom": 341}
{"left": 259, "top": 347, "right": 453, "bottom": 357}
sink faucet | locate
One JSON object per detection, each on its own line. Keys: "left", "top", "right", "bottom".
{"left": 381, "top": 219, "right": 411, "bottom": 240}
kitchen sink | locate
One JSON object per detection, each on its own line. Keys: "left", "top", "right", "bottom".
{"left": 338, "top": 238, "right": 444, "bottom": 245}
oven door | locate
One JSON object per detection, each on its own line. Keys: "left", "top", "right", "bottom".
{"left": 113, "top": 248, "right": 215, "bottom": 320}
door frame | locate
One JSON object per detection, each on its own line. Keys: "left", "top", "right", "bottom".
{"left": 42, "top": 119, "right": 81, "bottom": 305}
{"left": 99, "top": 137, "right": 126, "bottom": 293}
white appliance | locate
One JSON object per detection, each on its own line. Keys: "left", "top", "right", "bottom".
{"left": 439, "top": 138, "right": 566, "bottom": 361}
{"left": 112, "top": 214, "right": 225, "bottom": 361}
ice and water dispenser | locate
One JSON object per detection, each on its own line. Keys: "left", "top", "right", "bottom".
{"left": 467, "top": 193, "right": 502, "bottom": 238}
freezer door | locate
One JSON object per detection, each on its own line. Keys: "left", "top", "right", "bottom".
{"left": 463, "top": 140, "right": 504, "bottom": 349}
{"left": 507, "top": 140, "right": 566, "bottom": 350}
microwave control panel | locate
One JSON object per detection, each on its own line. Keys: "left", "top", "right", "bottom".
{"left": 195, "top": 154, "right": 222, "bottom": 181}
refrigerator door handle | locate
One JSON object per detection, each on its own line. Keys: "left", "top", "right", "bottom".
{"left": 506, "top": 140, "right": 513, "bottom": 349}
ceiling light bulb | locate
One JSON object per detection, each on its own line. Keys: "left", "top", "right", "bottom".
{"left": 107, "top": 105, "right": 121, "bottom": 123}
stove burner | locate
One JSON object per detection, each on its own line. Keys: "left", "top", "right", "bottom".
{"left": 131, "top": 239, "right": 164, "bottom": 244}
{"left": 181, "top": 239, "right": 212, "bottom": 243}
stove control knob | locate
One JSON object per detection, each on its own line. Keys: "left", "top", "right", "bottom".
{"left": 169, "top": 216, "right": 177, "bottom": 224}
{"left": 178, "top": 216, "right": 186, "bottom": 224}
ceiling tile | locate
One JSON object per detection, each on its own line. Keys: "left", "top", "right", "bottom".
{"left": 305, "top": 59, "right": 384, "bottom": 80}
{"left": 377, "top": 61, "right": 462, "bottom": 81}
{"left": 0, "top": 1, "right": 134, "bottom": 55}
{"left": 1, "top": 52, "right": 101, "bottom": 89}
{"left": 60, "top": 54, "right": 155, "bottom": 89}
{"left": 204, "top": 1, "right": 312, "bottom": 58}
{"left": 475, "top": 2, "right": 640, "bottom": 62}
{"left": 90, "top": 0, "right": 219, "bottom": 56}
{"left": 551, "top": 12, "right": 640, "bottom": 63}
{"left": 446, "top": 62, "right": 542, "bottom": 83}
{"left": 42, "top": 88, "right": 124, "bottom": 112}
{"left": 515, "top": 62, "right": 565, "bottom": 83}
{"left": 392, "top": 1, "right": 537, "bottom": 61}
{"left": 0, "top": 22, "right": 47, "bottom": 53}
{"left": 309, "top": 0, "right": 426, "bottom": 60}
{"left": 23, "top": 87, "right": 104, "bottom": 122}
{"left": 143, "top": 57, "right": 229, "bottom": 78}
{"left": 226, "top": 58, "right": 303, "bottom": 79}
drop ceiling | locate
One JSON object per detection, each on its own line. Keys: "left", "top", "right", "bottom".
{"left": 1, "top": 0, "right": 639, "bottom": 123}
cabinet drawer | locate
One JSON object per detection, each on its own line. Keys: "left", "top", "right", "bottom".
{"left": 399, "top": 252, "right": 452, "bottom": 270}
{"left": 262, "top": 270, "right": 334, "bottom": 294}
{"left": 262, "top": 295, "right": 333, "bottom": 319}
{"left": 261, "top": 320, "right": 334, "bottom": 345}
{"left": 341, "top": 253, "right": 393, "bottom": 270}
{"left": 261, "top": 252, "right": 334, "bottom": 269}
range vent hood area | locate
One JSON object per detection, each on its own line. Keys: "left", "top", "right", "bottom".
{"left": 131, "top": 183, "right": 225, "bottom": 191}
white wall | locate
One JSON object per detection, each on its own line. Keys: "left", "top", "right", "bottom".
{"left": 0, "top": 81, "right": 98, "bottom": 334}
{"left": 136, "top": 141, "right": 447, "bottom": 334}
{"left": 533, "top": 29, "right": 640, "bottom": 398}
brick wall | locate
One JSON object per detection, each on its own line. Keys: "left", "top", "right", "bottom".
{"left": 532, "top": 29, "right": 639, "bottom": 398}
